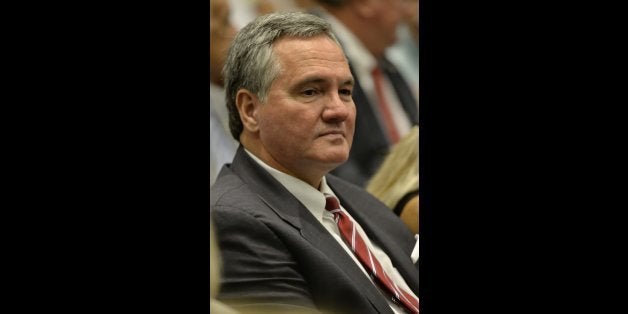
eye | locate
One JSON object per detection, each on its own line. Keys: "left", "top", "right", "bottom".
{"left": 339, "top": 88, "right": 352, "bottom": 96}
{"left": 302, "top": 89, "right": 319, "bottom": 96}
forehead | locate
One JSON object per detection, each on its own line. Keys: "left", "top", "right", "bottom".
{"left": 272, "top": 35, "right": 349, "bottom": 74}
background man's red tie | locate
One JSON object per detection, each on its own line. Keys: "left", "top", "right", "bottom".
{"left": 325, "top": 194, "right": 419, "bottom": 314}
{"left": 372, "top": 66, "right": 401, "bottom": 144}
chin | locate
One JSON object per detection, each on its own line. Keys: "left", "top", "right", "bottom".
{"left": 310, "top": 142, "right": 350, "bottom": 162}
{"left": 310, "top": 148, "right": 347, "bottom": 164}
{"left": 321, "top": 152, "right": 349, "bottom": 165}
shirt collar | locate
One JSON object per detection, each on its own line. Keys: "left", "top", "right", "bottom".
{"left": 244, "top": 149, "right": 338, "bottom": 222}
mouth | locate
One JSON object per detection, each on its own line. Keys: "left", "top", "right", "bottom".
{"left": 319, "top": 130, "right": 345, "bottom": 138}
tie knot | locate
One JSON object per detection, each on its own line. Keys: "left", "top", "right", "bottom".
{"left": 324, "top": 194, "right": 340, "bottom": 212}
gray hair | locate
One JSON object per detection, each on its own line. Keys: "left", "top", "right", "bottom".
{"left": 222, "top": 12, "right": 342, "bottom": 141}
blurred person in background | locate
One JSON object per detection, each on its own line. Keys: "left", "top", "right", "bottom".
{"left": 314, "top": 0, "right": 419, "bottom": 187}
{"left": 387, "top": 0, "right": 419, "bottom": 102}
{"left": 229, "top": 0, "right": 319, "bottom": 29}
{"left": 210, "top": 0, "right": 239, "bottom": 186}
{"left": 366, "top": 125, "right": 419, "bottom": 234}
{"left": 266, "top": 0, "right": 318, "bottom": 12}
{"left": 228, "top": 0, "right": 276, "bottom": 29}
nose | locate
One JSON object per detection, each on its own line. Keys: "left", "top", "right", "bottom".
{"left": 322, "top": 92, "right": 352, "bottom": 123}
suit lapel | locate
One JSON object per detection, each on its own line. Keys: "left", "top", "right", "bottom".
{"left": 230, "top": 146, "right": 303, "bottom": 230}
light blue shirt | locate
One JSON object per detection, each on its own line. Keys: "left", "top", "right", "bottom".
{"left": 387, "top": 24, "right": 419, "bottom": 108}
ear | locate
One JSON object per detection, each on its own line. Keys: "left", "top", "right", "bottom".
{"left": 235, "top": 89, "right": 261, "bottom": 133}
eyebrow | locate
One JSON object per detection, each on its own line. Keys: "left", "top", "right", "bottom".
{"left": 294, "top": 76, "right": 355, "bottom": 88}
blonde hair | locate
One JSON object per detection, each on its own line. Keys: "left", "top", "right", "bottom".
{"left": 366, "top": 126, "right": 419, "bottom": 210}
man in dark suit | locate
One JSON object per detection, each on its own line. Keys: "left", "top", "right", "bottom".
{"left": 211, "top": 12, "right": 419, "bottom": 314}
{"left": 313, "top": 0, "right": 419, "bottom": 187}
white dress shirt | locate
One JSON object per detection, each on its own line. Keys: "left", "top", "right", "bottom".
{"left": 245, "top": 149, "right": 418, "bottom": 314}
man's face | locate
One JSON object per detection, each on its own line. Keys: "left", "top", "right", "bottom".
{"left": 256, "top": 36, "right": 356, "bottom": 180}
{"left": 371, "top": 0, "right": 405, "bottom": 47}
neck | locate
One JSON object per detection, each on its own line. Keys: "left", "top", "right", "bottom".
{"left": 241, "top": 137, "right": 324, "bottom": 189}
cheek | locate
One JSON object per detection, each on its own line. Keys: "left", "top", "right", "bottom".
{"left": 346, "top": 118, "right": 356, "bottom": 142}
{"left": 258, "top": 113, "right": 282, "bottom": 136}
{"left": 258, "top": 117, "right": 307, "bottom": 159}
{"left": 257, "top": 100, "right": 321, "bottom": 145}
{"left": 258, "top": 112, "right": 297, "bottom": 144}
{"left": 347, "top": 105, "right": 357, "bottom": 127}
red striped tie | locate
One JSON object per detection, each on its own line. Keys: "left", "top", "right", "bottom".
{"left": 324, "top": 194, "right": 419, "bottom": 314}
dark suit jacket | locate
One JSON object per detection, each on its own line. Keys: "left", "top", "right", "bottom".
{"left": 210, "top": 146, "right": 419, "bottom": 314}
